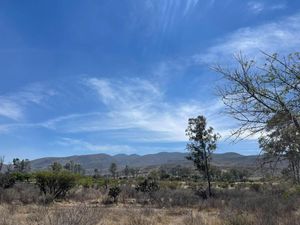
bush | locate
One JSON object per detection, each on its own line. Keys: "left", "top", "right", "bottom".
{"left": 11, "top": 172, "right": 32, "bottom": 182}
{"left": 78, "top": 176, "right": 94, "bottom": 188}
{"left": 0, "top": 173, "right": 16, "bottom": 189}
{"left": 0, "top": 183, "right": 40, "bottom": 204}
{"left": 249, "top": 183, "right": 261, "bottom": 192}
{"left": 136, "top": 179, "right": 159, "bottom": 193}
{"left": 108, "top": 186, "right": 121, "bottom": 203}
{"left": 35, "top": 171, "right": 76, "bottom": 201}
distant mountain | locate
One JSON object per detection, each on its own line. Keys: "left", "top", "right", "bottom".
{"left": 30, "top": 152, "right": 260, "bottom": 174}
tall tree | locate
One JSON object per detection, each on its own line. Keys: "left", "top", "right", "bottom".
{"left": 186, "top": 115, "right": 220, "bottom": 197}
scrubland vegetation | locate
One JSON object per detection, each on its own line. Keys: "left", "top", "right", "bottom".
{"left": 1, "top": 163, "right": 300, "bottom": 225}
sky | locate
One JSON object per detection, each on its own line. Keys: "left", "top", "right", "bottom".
{"left": 0, "top": 0, "right": 299, "bottom": 162}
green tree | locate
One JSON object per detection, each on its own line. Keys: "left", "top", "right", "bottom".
{"left": 12, "top": 158, "right": 31, "bottom": 173}
{"left": 109, "top": 162, "right": 117, "bottom": 178}
{"left": 186, "top": 115, "right": 220, "bottom": 197}
{"left": 49, "top": 162, "right": 63, "bottom": 173}
{"left": 64, "top": 161, "right": 85, "bottom": 174}
{"left": 259, "top": 114, "right": 300, "bottom": 183}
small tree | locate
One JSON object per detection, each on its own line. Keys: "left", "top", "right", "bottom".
{"left": 109, "top": 163, "right": 117, "bottom": 178}
{"left": 12, "top": 158, "right": 31, "bottom": 173}
{"left": 186, "top": 115, "right": 220, "bottom": 197}
{"left": 49, "top": 162, "right": 63, "bottom": 173}
{"left": 64, "top": 160, "right": 85, "bottom": 175}
{"left": 124, "top": 165, "right": 130, "bottom": 177}
{"left": 0, "top": 156, "right": 4, "bottom": 172}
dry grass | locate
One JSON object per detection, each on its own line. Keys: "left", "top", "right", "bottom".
{"left": 1, "top": 183, "right": 300, "bottom": 225}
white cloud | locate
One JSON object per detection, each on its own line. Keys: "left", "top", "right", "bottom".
{"left": 53, "top": 77, "right": 229, "bottom": 142}
{"left": 248, "top": 1, "right": 264, "bottom": 13}
{"left": 247, "top": 1, "right": 286, "bottom": 14}
{"left": 0, "top": 99, "right": 23, "bottom": 120}
{"left": 57, "top": 137, "right": 136, "bottom": 154}
{"left": 14, "top": 77, "right": 230, "bottom": 142}
{"left": 0, "top": 83, "right": 57, "bottom": 121}
{"left": 195, "top": 13, "right": 300, "bottom": 65}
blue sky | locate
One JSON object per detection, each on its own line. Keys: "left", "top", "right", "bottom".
{"left": 0, "top": 0, "right": 299, "bottom": 161}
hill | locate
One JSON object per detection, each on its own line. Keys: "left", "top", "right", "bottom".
{"left": 29, "top": 152, "right": 259, "bottom": 174}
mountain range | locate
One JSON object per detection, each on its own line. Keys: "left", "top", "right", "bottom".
{"left": 30, "top": 152, "right": 260, "bottom": 174}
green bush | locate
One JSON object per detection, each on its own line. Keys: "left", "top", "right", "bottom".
{"left": 11, "top": 172, "right": 32, "bottom": 182}
{"left": 78, "top": 176, "right": 94, "bottom": 188}
{"left": 108, "top": 186, "right": 121, "bottom": 203}
{"left": 136, "top": 179, "right": 159, "bottom": 193}
{"left": 35, "top": 171, "right": 76, "bottom": 200}
{"left": 0, "top": 173, "right": 15, "bottom": 189}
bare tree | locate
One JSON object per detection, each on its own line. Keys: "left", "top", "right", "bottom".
{"left": 214, "top": 52, "right": 300, "bottom": 139}
{"left": 215, "top": 52, "right": 300, "bottom": 182}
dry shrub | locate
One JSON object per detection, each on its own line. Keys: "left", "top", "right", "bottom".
{"left": 0, "top": 205, "right": 15, "bottom": 225}
{"left": 125, "top": 215, "right": 153, "bottom": 225}
{"left": 0, "top": 183, "right": 40, "bottom": 204}
{"left": 125, "top": 213, "right": 156, "bottom": 225}
{"left": 182, "top": 211, "right": 206, "bottom": 225}
{"left": 150, "top": 189, "right": 201, "bottom": 208}
{"left": 222, "top": 212, "right": 254, "bottom": 225}
{"left": 27, "top": 204, "right": 104, "bottom": 225}
{"left": 68, "top": 187, "right": 102, "bottom": 202}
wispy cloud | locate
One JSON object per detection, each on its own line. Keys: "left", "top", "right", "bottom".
{"left": 194, "top": 13, "right": 300, "bottom": 64}
{"left": 247, "top": 1, "right": 286, "bottom": 14}
{"left": 84, "top": 77, "right": 229, "bottom": 141}
{"left": 0, "top": 83, "right": 57, "bottom": 121}
{"left": 248, "top": 1, "right": 265, "bottom": 13}
{"left": 57, "top": 137, "right": 136, "bottom": 154}
{"left": 12, "top": 77, "right": 228, "bottom": 142}
{"left": 0, "top": 99, "right": 23, "bottom": 120}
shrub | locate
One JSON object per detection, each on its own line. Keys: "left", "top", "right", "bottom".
{"left": 249, "top": 183, "right": 261, "bottom": 192}
{"left": 182, "top": 212, "right": 206, "bottom": 225}
{"left": 108, "top": 186, "right": 121, "bottom": 203}
{"left": 27, "top": 204, "right": 104, "bottom": 225}
{"left": 0, "top": 173, "right": 16, "bottom": 189}
{"left": 78, "top": 176, "right": 94, "bottom": 188}
{"left": 35, "top": 171, "right": 76, "bottom": 201}
{"left": 0, "top": 182, "right": 40, "bottom": 204}
{"left": 136, "top": 179, "right": 159, "bottom": 193}
{"left": 11, "top": 172, "right": 32, "bottom": 182}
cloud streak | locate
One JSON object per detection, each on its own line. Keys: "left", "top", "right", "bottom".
{"left": 195, "top": 13, "right": 300, "bottom": 65}
{"left": 0, "top": 83, "right": 57, "bottom": 121}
